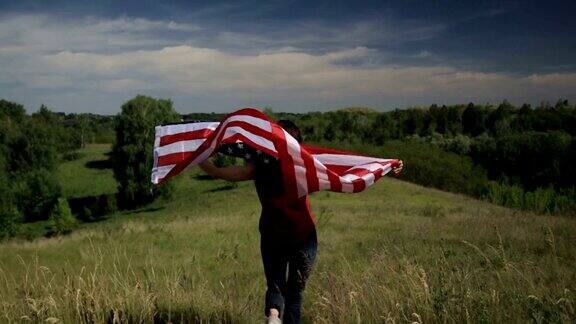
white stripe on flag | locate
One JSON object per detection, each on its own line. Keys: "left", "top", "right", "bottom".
{"left": 155, "top": 122, "right": 219, "bottom": 137}
{"left": 313, "top": 153, "right": 392, "bottom": 166}
{"left": 155, "top": 139, "right": 205, "bottom": 157}
{"left": 226, "top": 115, "right": 272, "bottom": 132}
{"left": 223, "top": 126, "right": 277, "bottom": 153}
{"left": 363, "top": 172, "right": 376, "bottom": 187}
{"left": 313, "top": 157, "right": 331, "bottom": 191}
{"left": 341, "top": 174, "right": 361, "bottom": 182}
{"left": 151, "top": 164, "right": 176, "bottom": 184}
{"left": 341, "top": 182, "right": 354, "bottom": 193}
{"left": 284, "top": 130, "right": 308, "bottom": 197}
{"left": 347, "top": 162, "right": 390, "bottom": 172}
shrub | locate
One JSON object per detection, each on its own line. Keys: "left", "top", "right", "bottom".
{"left": 81, "top": 206, "right": 93, "bottom": 222}
{"left": 0, "top": 206, "right": 19, "bottom": 240}
{"left": 67, "top": 194, "right": 118, "bottom": 222}
{"left": 13, "top": 169, "right": 61, "bottom": 222}
{"left": 442, "top": 134, "right": 472, "bottom": 155}
{"left": 102, "top": 194, "right": 118, "bottom": 215}
{"left": 62, "top": 151, "right": 85, "bottom": 161}
{"left": 0, "top": 157, "right": 19, "bottom": 240}
{"left": 8, "top": 117, "right": 59, "bottom": 172}
{"left": 48, "top": 198, "right": 77, "bottom": 236}
{"left": 471, "top": 131, "right": 573, "bottom": 190}
{"left": 483, "top": 182, "right": 576, "bottom": 214}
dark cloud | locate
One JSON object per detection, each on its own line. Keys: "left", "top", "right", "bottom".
{"left": 0, "top": 0, "right": 575, "bottom": 113}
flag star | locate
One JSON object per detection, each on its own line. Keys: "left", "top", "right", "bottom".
{"left": 245, "top": 153, "right": 251, "bottom": 159}
{"left": 237, "top": 142, "right": 244, "bottom": 149}
{"left": 227, "top": 147, "right": 233, "bottom": 154}
{"left": 263, "top": 158, "right": 269, "bottom": 164}
{"left": 255, "top": 150, "right": 262, "bottom": 155}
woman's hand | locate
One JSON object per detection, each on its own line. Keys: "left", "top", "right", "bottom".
{"left": 391, "top": 160, "right": 403, "bottom": 177}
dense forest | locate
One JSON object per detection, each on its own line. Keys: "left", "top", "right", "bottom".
{"left": 1, "top": 97, "right": 575, "bottom": 240}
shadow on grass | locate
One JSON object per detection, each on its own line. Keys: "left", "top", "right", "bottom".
{"left": 206, "top": 184, "right": 237, "bottom": 193}
{"left": 68, "top": 193, "right": 117, "bottom": 222}
{"left": 105, "top": 306, "right": 238, "bottom": 324}
{"left": 85, "top": 159, "right": 113, "bottom": 170}
{"left": 125, "top": 206, "right": 165, "bottom": 215}
{"left": 194, "top": 174, "right": 215, "bottom": 181}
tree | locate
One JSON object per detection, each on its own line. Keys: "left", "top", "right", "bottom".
{"left": 48, "top": 198, "right": 77, "bottom": 236}
{"left": 462, "top": 103, "right": 488, "bottom": 136}
{"left": 13, "top": 169, "right": 61, "bottom": 222}
{"left": 487, "top": 100, "right": 514, "bottom": 136}
{"left": 0, "top": 99, "right": 26, "bottom": 122}
{"left": 112, "top": 95, "right": 181, "bottom": 208}
{"left": 371, "top": 113, "right": 396, "bottom": 145}
{"left": 402, "top": 108, "right": 426, "bottom": 136}
{"left": 446, "top": 105, "right": 464, "bottom": 135}
{"left": 0, "top": 157, "right": 18, "bottom": 239}
{"left": 1, "top": 100, "right": 62, "bottom": 224}
{"left": 77, "top": 113, "right": 91, "bottom": 148}
{"left": 263, "top": 107, "right": 278, "bottom": 121}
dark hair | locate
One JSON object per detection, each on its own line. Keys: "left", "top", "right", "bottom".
{"left": 278, "top": 119, "right": 303, "bottom": 143}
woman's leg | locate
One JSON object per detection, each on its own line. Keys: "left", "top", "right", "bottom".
{"left": 284, "top": 230, "right": 318, "bottom": 324}
{"left": 261, "top": 236, "right": 288, "bottom": 318}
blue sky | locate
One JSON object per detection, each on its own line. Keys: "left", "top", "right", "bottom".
{"left": 1, "top": 0, "right": 575, "bottom": 114}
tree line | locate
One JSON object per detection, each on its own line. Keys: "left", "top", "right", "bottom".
{"left": 1, "top": 96, "right": 575, "bottom": 240}
{"left": 177, "top": 101, "right": 576, "bottom": 214}
{"left": 275, "top": 101, "right": 576, "bottom": 214}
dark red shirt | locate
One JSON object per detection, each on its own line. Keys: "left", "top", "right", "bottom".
{"left": 217, "top": 143, "right": 316, "bottom": 243}
{"left": 253, "top": 156, "right": 316, "bottom": 244}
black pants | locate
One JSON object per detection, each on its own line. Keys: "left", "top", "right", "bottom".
{"left": 260, "top": 230, "right": 317, "bottom": 324}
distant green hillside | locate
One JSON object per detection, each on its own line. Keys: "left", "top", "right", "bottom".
{"left": 0, "top": 144, "right": 574, "bottom": 322}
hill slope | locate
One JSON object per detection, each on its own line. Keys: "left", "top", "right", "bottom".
{"left": 0, "top": 145, "right": 574, "bottom": 323}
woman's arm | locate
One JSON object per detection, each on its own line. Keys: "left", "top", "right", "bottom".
{"left": 198, "top": 159, "right": 255, "bottom": 182}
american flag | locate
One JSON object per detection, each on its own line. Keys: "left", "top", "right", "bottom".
{"left": 152, "top": 108, "right": 401, "bottom": 198}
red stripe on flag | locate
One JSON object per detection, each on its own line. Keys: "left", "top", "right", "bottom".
{"left": 159, "top": 129, "right": 214, "bottom": 146}
{"left": 301, "top": 149, "right": 319, "bottom": 193}
{"left": 327, "top": 169, "right": 342, "bottom": 192}
{"left": 157, "top": 151, "right": 193, "bottom": 167}
{"left": 271, "top": 123, "right": 298, "bottom": 199}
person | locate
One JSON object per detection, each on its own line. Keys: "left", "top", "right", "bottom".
{"left": 199, "top": 120, "right": 402, "bottom": 324}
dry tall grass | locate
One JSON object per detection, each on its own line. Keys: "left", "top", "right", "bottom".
{"left": 1, "top": 151, "right": 575, "bottom": 323}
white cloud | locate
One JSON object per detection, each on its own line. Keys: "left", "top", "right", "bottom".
{"left": 207, "top": 19, "right": 445, "bottom": 54}
{"left": 33, "top": 45, "right": 576, "bottom": 102}
{"left": 0, "top": 14, "right": 575, "bottom": 113}
{"left": 0, "top": 14, "right": 200, "bottom": 54}
{"left": 88, "top": 17, "right": 201, "bottom": 33}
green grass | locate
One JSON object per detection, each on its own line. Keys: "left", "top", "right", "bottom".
{"left": 1, "top": 144, "right": 575, "bottom": 323}
{"left": 57, "top": 144, "right": 117, "bottom": 198}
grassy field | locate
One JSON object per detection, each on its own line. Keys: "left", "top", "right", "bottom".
{"left": 1, "top": 144, "right": 575, "bottom": 323}
{"left": 56, "top": 144, "right": 117, "bottom": 198}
